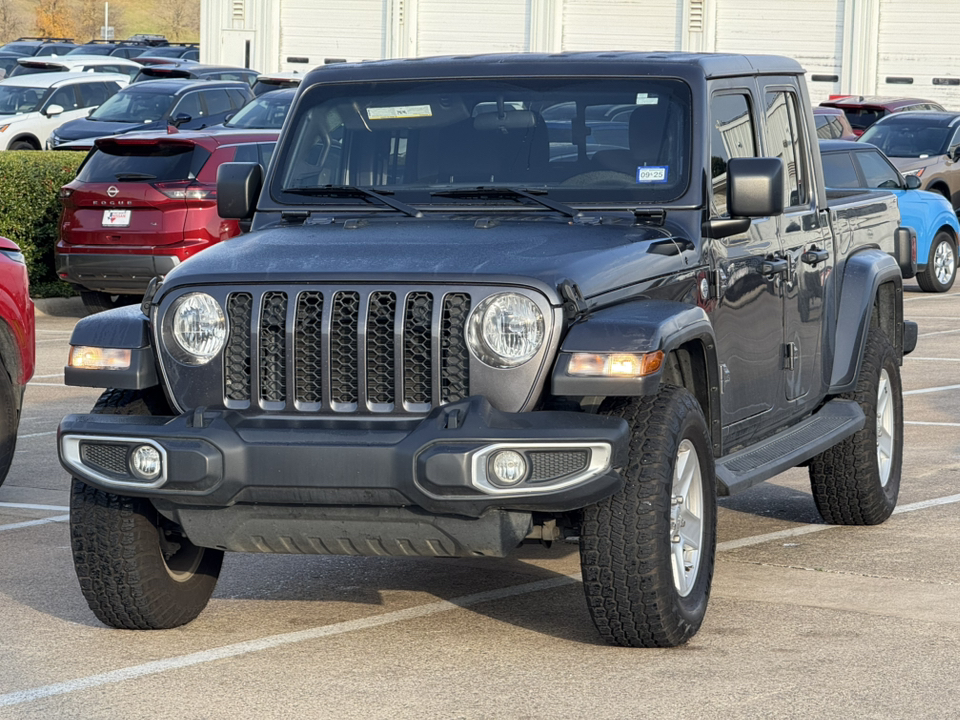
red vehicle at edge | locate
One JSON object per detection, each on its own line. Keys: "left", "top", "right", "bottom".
{"left": 56, "top": 128, "right": 279, "bottom": 314}
{"left": 0, "top": 236, "right": 35, "bottom": 487}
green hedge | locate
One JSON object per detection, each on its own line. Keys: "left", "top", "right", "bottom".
{"left": 0, "top": 151, "right": 86, "bottom": 292}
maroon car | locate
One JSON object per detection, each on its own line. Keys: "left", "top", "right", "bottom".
{"left": 820, "top": 96, "right": 945, "bottom": 136}
{"left": 0, "top": 236, "right": 35, "bottom": 486}
{"left": 56, "top": 128, "right": 279, "bottom": 313}
{"left": 813, "top": 106, "right": 857, "bottom": 141}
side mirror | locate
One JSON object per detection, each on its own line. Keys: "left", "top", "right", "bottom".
{"left": 217, "top": 162, "right": 262, "bottom": 220}
{"left": 44, "top": 104, "right": 64, "bottom": 117}
{"left": 952, "top": 147, "right": 960, "bottom": 162}
{"left": 904, "top": 174, "right": 922, "bottom": 190}
{"left": 727, "top": 157, "right": 785, "bottom": 218}
{"left": 170, "top": 112, "right": 192, "bottom": 128}
{"left": 224, "top": 113, "right": 235, "bottom": 123}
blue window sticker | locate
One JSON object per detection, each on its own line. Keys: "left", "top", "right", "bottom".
{"left": 637, "top": 166, "right": 669, "bottom": 183}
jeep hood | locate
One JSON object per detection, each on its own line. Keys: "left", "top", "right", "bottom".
{"left": 162, "top": 214, "right": 695, "bottom": 302}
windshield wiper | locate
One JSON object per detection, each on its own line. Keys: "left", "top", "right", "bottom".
{"left": 280, "top": 185, "right": 422, "bottom": 218}
{"left": 115, "top": 172, "right": 156, "bottom": 180}
{"left": 430, "top": 186, "right": 580, "bottom": 218}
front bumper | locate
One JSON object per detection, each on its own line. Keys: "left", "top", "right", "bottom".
{"left": 55, "top": 251, "right": 180, "bottom": 294}
{"left": 58, "top": 396, "right": 629, "bottom": 519}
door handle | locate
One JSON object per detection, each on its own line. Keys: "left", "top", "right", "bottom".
{"left": 801, "top": 248, "right": 830, "bottom": 266}
{"left": 761, "top": 258, "right": 789, "bottom": 276}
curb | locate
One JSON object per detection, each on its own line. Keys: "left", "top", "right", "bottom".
{"left": 32, "top": 296, "right": 85, "bottom": 319}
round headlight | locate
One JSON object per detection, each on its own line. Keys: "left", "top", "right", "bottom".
{"left": 169, "top": 293, "right": 226, "bottom": 365}
{"left": 468, "top": 292, "right": 545, "bottom": 368}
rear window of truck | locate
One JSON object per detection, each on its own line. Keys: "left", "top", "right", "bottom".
{"left": 77, "top": 143, "right": 210, "bottom": 183}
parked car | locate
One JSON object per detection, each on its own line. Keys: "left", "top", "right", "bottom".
{"left": 820, "top": 139, "right": 960, "bottom": 292}
{"left": 0, "top": 236, "right": 34, "bottom": 487}
{"left": 57, "top": 53, "right": 917, "bottom": 649}
{"left": 0, "top": 72, "right": 127, "bottom": 150}
{"left": 251, "top": 71, "right": 302, "bottom": 96}
{"left": 214, "top": 87, "right": 295, "bottom": 130}
{"left": 0, "top": 53, "right": 22, "bottom": 80}
{"left": 133, "top": 56, "right": 191, "bottom": 67}
{"left": 820, "top": 96, "right": 945, "bottom": 136}
{"left": 56, "top": 128, "right": 279, "bottom": 313}
{"left": 9, "top": 55, "right": 141, "bottom": 81}
{"left": 66, "top": 42, "right": 152, "bottom": 59}
{"left": 0, "top": 37, "right": 77, "bottom": 57}
{"left": 813, "top": 106, "right": 857, "bottom": 141}
{"left": 49, "top": 79, "right": 254, "bottom": 148}
{"left": 135, "top": 45, "right": 200, "bottom": 62}
{"left": 132, "top": 62, "right": 257, "bottom": 86}
{"left": 858, "top": 111, "right": 960, "bottom": 211}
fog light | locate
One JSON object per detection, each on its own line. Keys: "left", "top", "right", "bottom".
{"left": 130, "top": 445, "right": 162, "bottom": 481}
{"left": 490, "top": 450, "right": 527, "bottom": 486}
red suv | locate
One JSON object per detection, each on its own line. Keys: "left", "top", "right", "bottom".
{"left": 0, "top": 237, "right": 35, "bottom": 486}
{"left": 819, "top": 96, "right": 945, "bottom": 137}
{"left": 56, "top": 128, "right": 279, "bottom": 313}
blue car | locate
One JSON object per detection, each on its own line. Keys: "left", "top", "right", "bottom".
{"left": 820, "top": 139, "right": 960, "bottom": 292}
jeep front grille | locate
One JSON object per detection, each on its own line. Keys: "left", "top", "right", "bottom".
{"left": 222, "top": 288, "right": 471, "bottom": 413}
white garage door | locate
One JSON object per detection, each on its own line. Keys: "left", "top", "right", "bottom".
{"left": 877, "top": 0, "right": 960, "bottom": 110}
{"left": 714, "top": 0, "right": 845, "bottom": 104}
{"left": 417, "top": 0, "right": 529, "bottom": 56}
{"left": 280, "top": 0, "right": 385, "bottom": 68}
{"left": 560, "top": 0, "right": 682, "bottom": 52}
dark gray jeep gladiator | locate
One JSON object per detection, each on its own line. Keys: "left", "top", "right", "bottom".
{"left": 59, "top": 52, "right": 919, "bottom": 647}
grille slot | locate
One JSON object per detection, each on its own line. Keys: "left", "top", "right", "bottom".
{"left": 294, "top": 291, "right": 324, "bottom": 404}
{"left": 222, "top": 287, "right": 473, "bottom": 414}
{"left": 528, "top": 450, "right": 589, "bottom": 482}
{"left": 259, "top": 291, "right": 288, "bottom": 403}
{"left": 224, "top": 293, "right": 252, "bottom": 402}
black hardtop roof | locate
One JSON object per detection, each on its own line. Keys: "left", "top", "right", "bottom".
{"left": 818, "top": 139, "right": 879, "bottom": 153}
{"left": 300, "top": 51, "right": 805, "bottom": 87}
{"left": 121, "top": 78, "right": 251, "bottom": 94}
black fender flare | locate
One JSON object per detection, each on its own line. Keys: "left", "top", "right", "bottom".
{"left": 829, "top": 248, "right": 903, "bottom": 394}
{"left": 65, "top": 305, "right": 159, "bottom": 390}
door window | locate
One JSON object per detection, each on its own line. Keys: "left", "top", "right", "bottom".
{"left": 854, "top": 150, "right": 902, "bottom": 189}
{"left": 173, "top": 92, "right": 203, "bottom": 119}
{"left": 203, "top": 89, "right": 233, "bottom": 117}
{"left": 46, "top": 85, "right": 79, "bottom": 111}
{"left": 709, "top": 93, "right": 757, "bottom": 217}
{"left": 764, "top": 90, "right": 808, "bottom": 208}
{"left": 77, "top": 82, "right": 113, "bottom": 108}
{"left": 821, "top": 152, "right": 861, "bottom": 188}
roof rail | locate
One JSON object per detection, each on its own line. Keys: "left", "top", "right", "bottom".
{"left": 15, "top": 36, "right": 74, "bottom": 43}
{"left": 171, "top": 42, "right": 201, "bottom": 48}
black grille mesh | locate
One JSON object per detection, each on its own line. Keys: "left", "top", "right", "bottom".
{"left": 367, "top": 292, "right": 396, "bottom": 404}
{"left": 259, "top": 291, "right": 288, "bottom": 403}
{"left": 441, "top": 293, "right": 470, "bottom": 403}
{"left": 221, "top": 288, "right": 472, "bottom": 413}
{"left": 403, "top": 292, "right": 433, "bottom": 404}
{"left": 224, "top": 293, "right": 252, "bottom": 401}
{"left": 330, "top": 291, "right": 360, "bottom": 405}
{"left": 294, "top": 292, "right": 324, "bottom": 404}
{"left": 80, "top": 443, "right": 129, "bottom": 477}
{"left": 528, "top": 450, "right": 589, "bottom": 482}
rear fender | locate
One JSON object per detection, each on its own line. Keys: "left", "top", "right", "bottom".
{"left": 65, "top": 305, "right": 159, "bottom": 390}
{"left": 829, "top": 248, "right": 903, "bottom": 394}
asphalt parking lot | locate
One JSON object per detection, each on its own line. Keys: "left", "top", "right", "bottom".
{"left": 2, "top": 285, "right": 960, "bottom": 719}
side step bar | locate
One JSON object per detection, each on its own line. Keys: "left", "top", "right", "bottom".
{"left": 715, "top": 399, "right": 865, "bottom": 496}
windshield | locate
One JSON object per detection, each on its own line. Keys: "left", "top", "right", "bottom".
{"left": 0, "top": 85, "right": 47, "bottom": 115}
{"left": 226, "top": 92, "right": 291, "bottom": 129}
{"left": 67, "top": 45, "right": 113, "bottom": 56}
{"left": 145, "top": 47, "right": 186, "bottom": 58}
{"left": 88, "top": 89, "right": 174, "bottom": 123}
{"left": 271, "top": 77, "right": 693, "bottom": 207}
{"left": 0, "top": 43, "right": 37, "bottom": 55}
{"left": 860, "top": 119, "right": 952, "bottom": 157}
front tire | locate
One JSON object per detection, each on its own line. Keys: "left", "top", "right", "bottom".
{"left": 580, "top": 387, "right": 717, "bottom": 648}
{"left": 808, "top": 329, "right": 903, "bottom": 524}
{"left": 70, "top": 388, "right": 224, "bottom": 629}
{"left": 0, "top": 364, "right": 20, "bottom": 487}
{"left": 917, "top": 231, "right": 957, "bottom": 293}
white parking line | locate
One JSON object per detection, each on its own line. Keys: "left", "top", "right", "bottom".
{"left": 0, "top": 502, "right": 69, "bottom": 512}
{"left": 917, "top": 328, "right": 960, "bottom": 338}
{"left": 905, "top": 421, "right": 960, "bottom": 428}
{"left": 906, "top": 358, "right": 960, "bottom": 362}
{"left": 27, "top": 383, "right": 66, "bottom": 387}
{"left": 905, "top": 293, "right": 960, "bottom": 301}
{"left": 903, "top": 383, "right": 960, "bottom": 396}
{"left": 19, "top": 431, "right": 57, "bottom": 439}
{"left": 32, "top": 373, "right": 64, "bottom": 379}
{"left": 4, "top": 489, "right": 960, "bottom": 709}
{"left": 0, "top": 515, "right": 68, "bottom": 533}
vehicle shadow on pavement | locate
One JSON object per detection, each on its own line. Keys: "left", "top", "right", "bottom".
{"left": 718, "top": 480, "right": 824, "bottom": 525}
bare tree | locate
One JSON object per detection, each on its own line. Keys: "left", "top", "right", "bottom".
{"left": 35, "top": 0, "right": 76, "bottom": 39}
{"left": 162, "top": 0, "right": 199, "bottom": 43}
{"left": 0, "top": 0, "right": 25, "bottom": 43}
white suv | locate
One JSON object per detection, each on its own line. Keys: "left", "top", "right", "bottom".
{"left": 0, "top": 71, "right": 127, "bottom": 150}
{"left": 11, "top": 55, "right": 141, "bottom": 82}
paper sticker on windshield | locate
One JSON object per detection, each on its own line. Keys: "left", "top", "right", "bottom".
{"left": 367, "top": 105, "right": 433, "bottom": 120}
{"left": 635, "top": 93, "right": 660, "bottom": 106}
{"left": 637, "top": 166, "right": 669, "bottom": 184}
